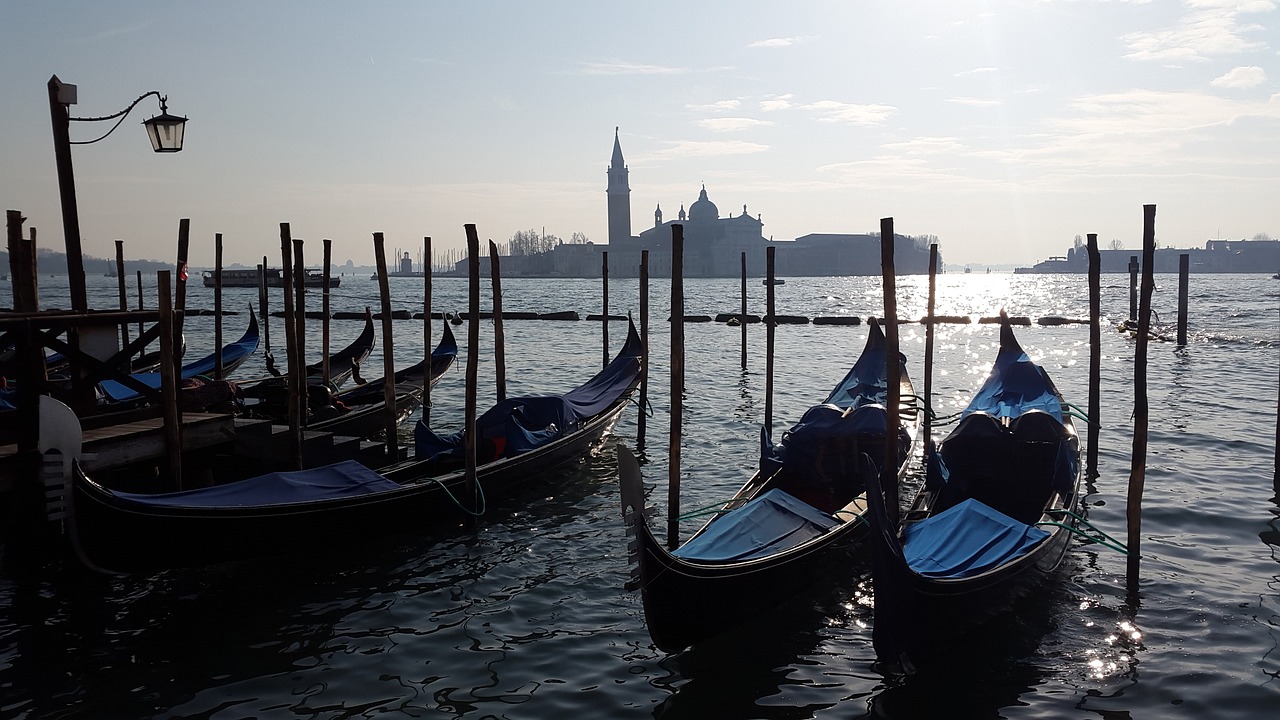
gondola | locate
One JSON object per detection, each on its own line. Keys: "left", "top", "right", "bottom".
{"left": 96, "top": 309, "right": 260, "bottom": 405}
{"left": 65, "top": 320, "right": 643, "bottom": 573}
{"left": 332, "top": 323, "right": 458, "bottom": 407}
{"left": 861, "top": 312, "right": 1082, "bottom": 667}
{"left": 237, "top": 309, "right": 376, "bottom": 409}
{"left": 619, "top": 318, "right": 921, "bottom": 653}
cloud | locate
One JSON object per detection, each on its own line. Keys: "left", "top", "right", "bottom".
{"left": 801, "top": 100, "right": 896, "bottom": 125}
{"left": 955, "top": 67, "right": 998, "bottom": 77}
{"left": 1122, "top": 1, "right": 1273, "bottom": 63}
{"left": 948, "top": 97, "right": 1004, "bottom": 107}
{"left": 578, "top": 60, "right": 722, "bottom": 75}
{"left": 748, "top": 36, "right": 814, "bottom": 48}
{"left": 1212, "top": 65, "right": 1268, "bottom": 87}
{"left": 650, "top": 140, "right": 769, "bottom": 159}
{"left": 688, "top": 99, "right": 741, "bottom": 112}
{"left": 697, "top": 117, "right": 774, "bottom": 132}
{"left": 760, "top": 94, "right": 794, "bottom": 111}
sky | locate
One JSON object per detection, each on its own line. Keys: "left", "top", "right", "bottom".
{"left": 1, "top": 0, "right": 1277, "bottom": 269}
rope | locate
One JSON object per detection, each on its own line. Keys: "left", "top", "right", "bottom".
{"left": 1039, "top": 508, "right": 1131, "bottom": 555}
{"left": 1064, "top": 403, "right": 1099, "bottom": 428}
{"left": 676, "top": 498, "right": 739, "bottom": 520}
{"left": 430, "top": 475, "right": 487, "bottom": 517}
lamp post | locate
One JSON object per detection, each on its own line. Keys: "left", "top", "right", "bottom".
{"left": 47, "top": 74, "right": 186, "bottom": 313}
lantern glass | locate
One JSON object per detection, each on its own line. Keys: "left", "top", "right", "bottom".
{"left": 143, "top": 113, "right": 186, "bottom": 153}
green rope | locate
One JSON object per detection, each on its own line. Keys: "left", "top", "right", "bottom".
{"left": 676, "top": 498, "right": 739, "bottom": 521}
{"left": 1064, "top": 403, "right": 1099, "bottom": 428}
{"left": 1039, "top": 508, "right": 1131, "bottom": 555}
{"left": 432, "top": 475, "right": 487, "bottom": 517}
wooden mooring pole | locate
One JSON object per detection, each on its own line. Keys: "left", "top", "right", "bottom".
{"left": 323, "top": 239, "right": 333, "bottom": 388}
{"left": 1127, "top": 205, "right": 1157, "bottom": 585}
{"left": 1128, "top": 255, "right": 1139, "bottom": 322}
{"left": 279, "top": 224, "right": 303, "bottom": 470}
{"left": 1087, "top": 233, "right": 1102, "bottom": 478}
{"left": 1177, "top": 253, "right": 1190, "bottom": 346}
{"left": 422, "top": 236, "right": 433, "bottom": 427}
{"left": 489, "top": 240, "right": 507, "bottom": 403}
{"left": 740, "top": 251, "right": 747, "bottom": 370}
{"left": 292, "top": 238, "right": 308, "bottom": 441}
{"left": 668, "top": 225, "right": 684, "bottom": 550}
{"left": 764, "top": 246, "right": 776, "bottom": 437}
{"left": 464, "top": 225, "right": 481, "bottom": 513}
{"left": 157, "top": 270, "right": 183, "bottom": 488}
{"left": 602, "top": 251, "right": 610, "bottom": 369}
{"left": 114, "top": 240, "right": 129, "bottom": 358}
{"left": 135, "top": 270, "right": 144, "bottom": 339}
{"left": 174, "top": 219, "right": 190, "bottom": 340}
{"left": 880, "top": 218, "right": 901, "bottom": 523}
{"left": 924, "top": 244, "right": 938, "bottom": 444}
{"left": 638, "top": 249, "right": 649, "bottom": 449}
{"left": 214, "top": 233, "right": 224, "bottom": 380}
{"left": 374, "top": 233, "right": 398, "bottom": 456}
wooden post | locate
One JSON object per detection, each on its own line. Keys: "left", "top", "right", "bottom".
{"left": 464, "top": 225, "right": 481, "bottom": 513}
{"left": 1128, "top": 205, "right": 1156, "bottom": 585}
{"left": 258, "top": 257, "right": 271, "bottom": 367}
{"left": 156, "top": 270, "right": 183, "bottom": 488}
{"left": 668, "top": 225, "right": 684, "bottom": 550}
{"left": 924, "top": 244, "right": 938, "bottom": 442}
{"left": 1128, "top": 255, "right": 1139, "bottom": 321}
{"left": 279, "top": 224, "right": 302, "bottom": 470}
{"left": 488, "top": 240, "right": 507, "bottom": 402}
{"left": 1177, "top": 253, "right": 1190, "bottom": 346}
{"left": 422, "top": 236, "right": 433, "bottom": 426}
{"left": 638, "top": 249, "right": 649, "bottom": 449}
{"left": 293, "top": 237, "right": 308, "bottom": 438}
{"left": 114, "top": 240, "right": 129, "bottom": 358}
{"left": 48, "top": 75, "right": 88, "bottom": 314}
{"left": 765, "top": 246, "right": 776, "bottom": 437}
{"left": 880, "top": 217, "right": 901, "bottom": 524}
{"left": 173, "top": 218, "right": 190, "bottom": 341}
{"left": 135, "top": 270, "right": 144, "bottom": 338}
{"left": 602, "top": 251, "right": 610, "bottom": 369}
{"left": 374, "top": 233, "right": 398, "bottom": 456}
{"left": 1087, "top": 234, "right": 1102, "bottom": 479}
{"left": 8, "top": 211, "right": 38, "bottom": 314}
{"left": 214, "top": 233, "right": 224, "bottom": 380}
{"left": 323, "top": 239, "right": 333, "bottom": 388}
{"left": 740, "top": 251, "right": 747, "bottom": 370}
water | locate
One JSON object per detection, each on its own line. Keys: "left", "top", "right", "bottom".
{"left": 2, "top": 271, "right": 1278, "bottom": 718}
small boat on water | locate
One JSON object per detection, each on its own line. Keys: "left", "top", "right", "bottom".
{"left": 862, "top": 312, "right": 1082, "bottom": 668}
{"left": 64, "top": 321, "right": 643, "bottom": 573}
{"left": 201, "top": 268, "right": 340, "bottom": 289}
{"left": 619, "top": 318, "right": 921, "bottom": 653}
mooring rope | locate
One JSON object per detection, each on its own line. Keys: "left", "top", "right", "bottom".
{"left": 431, "top": 475, "right": 488, "bottom": 517}
{"left": 1039, "top": 508, "right": 1130, "bottom": 555}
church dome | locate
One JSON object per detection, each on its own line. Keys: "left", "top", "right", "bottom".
{"left": 688, "top": 185, "right": 718, "bottom": 222}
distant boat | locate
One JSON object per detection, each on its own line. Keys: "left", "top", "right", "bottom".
{"left": 202, "top": 268, "right": 340, "bottom": 289}
{"left": 762, "top": 278, "right": 786, "bottom": 286}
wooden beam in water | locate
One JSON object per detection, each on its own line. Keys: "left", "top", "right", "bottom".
{"left": 880, "top": 217, "right": 901, "bottom": 525}
{"left": 464, "top": 224, "right": 481, "bottom": 514}
{"left": 374, "top": 233, "right": 398, "bottom": 457}
{"left": 668, "top": 225, "right": 684, "bottom": 551}
{"left": 489, "top": 240, "right": 507, "bottom": 403}
{"left": 1127, "top": 204, "right": 1156, "bottom": 586}
{"left": 1087, "top": 233, "right": 1102, "bottom": 479}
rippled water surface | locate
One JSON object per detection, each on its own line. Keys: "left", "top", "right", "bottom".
{"left": 2, "top": 271, "right": 1278, "bottom": 718}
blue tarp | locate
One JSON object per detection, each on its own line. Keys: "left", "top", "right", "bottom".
{"left": 108, "top": 460, "right": 401, "bottom": 508}
{"left": 673, "top": 488, "right": 841, "bottom": 562}
{"left": 962, "top": 343, "right": 1063, "bottom": 422}
{"left": 901, "top": 498, "right": 1049, "bottom": 578}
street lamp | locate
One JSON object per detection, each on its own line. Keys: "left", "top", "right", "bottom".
{"left": 47, "top": 74, "right": 187, "bottom": 313}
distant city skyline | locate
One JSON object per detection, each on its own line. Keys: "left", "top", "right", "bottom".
{"left": 1, "top": 1, "right": 1276, "bottom": 269}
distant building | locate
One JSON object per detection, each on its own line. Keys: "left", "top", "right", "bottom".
{"left": 1015, "top": 239, "right": 1280, "bottom": 273}
{"left": 604, "top": 132, "right": 934, "bottom": 277}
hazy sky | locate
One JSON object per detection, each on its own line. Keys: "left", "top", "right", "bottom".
{"left": 2, "top": 0, "right": 1276, "bottom": 268}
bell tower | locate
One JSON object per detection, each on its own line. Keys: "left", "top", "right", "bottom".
{"left": 607, "top": 127, "right": 631, "bottom": 245}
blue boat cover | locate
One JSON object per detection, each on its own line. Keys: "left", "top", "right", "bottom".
{"left": 414, "top": 322, "right": 641, "bottom": 462}
{"left": 107, "top": 460, "right": 401, "bottom": 508}
{"left": 962, "top": 342, "right": 1062, "bottom": 422}
{"left": 901, "top": 498, "right": 1049, "bottom": 578}
{"left": 673, "top": 488, "right": 840, "bottom": 562}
